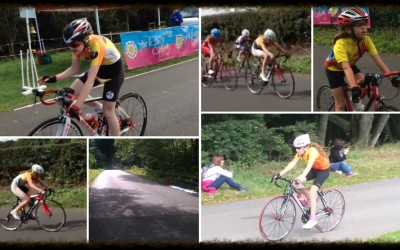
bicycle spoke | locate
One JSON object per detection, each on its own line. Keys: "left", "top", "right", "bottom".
{"left": 259, "top": 196, "right": 296, "bottom": 241}
{"left": 316, "top": 85, "right": 335, "bottom": 111}
{"left": 28, "top": 117, "right": 83, "bottom": 136}
{"left": 117, "top": 93, "right": 147, "bottom": 136}
{"left": 315, "top": 189, "right": 345, "bottom": 232}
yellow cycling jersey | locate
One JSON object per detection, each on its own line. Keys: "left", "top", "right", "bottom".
{"left": 295, "top": 147, "right": 330, "bottom": 170}
{"left": 253, "top": 35, "right": 267, "bottom": 50}
{"left": 16, "top": 171, "right": 37, "bottom": 186}
{"left": 72, "top": 34, "right": 121, "bottom": 66}
{"left": 324, "top": 36, "right": 378, "bottom": 71}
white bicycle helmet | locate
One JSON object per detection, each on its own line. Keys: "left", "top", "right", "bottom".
{"left": 293, "top": 134, "right": 311, "bottom": 148}
{"left": 264, "top": 29, "right": 276, "bottom": 41}
{"left": 32, "top": 164, "right": 44, "bottom": 175}
{"left": 242, "top": 29, "right": 250, "bottom": 37}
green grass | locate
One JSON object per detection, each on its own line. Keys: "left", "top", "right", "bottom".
{"left": 202, "top": 142, "right": 400, "bottom": 205}
{"left": 314, "top": 26, "right": 400, "bottom": 54}
{"left": 368, "top": 231, "right": 400, "bottom": 243}
{"left": 89, "top": 169, "right": 104, "bottom": 186}
{"left": 0, "top": 186, "right": 86, "bottom": 208}
{"left": 0, "top": 44, "right": 197, "bottom": 113}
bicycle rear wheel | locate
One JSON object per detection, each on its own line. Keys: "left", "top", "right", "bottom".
{"left": 28, "top": 117, "right": 83, "bottom": 136}
{"left": 35, "top": 200, "right": 66, "bottom": 232}
{"left": 315, "top": 189, "right": 345, "bottom": 232}
{"left": 271, "top": 65, "right": 295, "bottom": 99}
{"left": 0, "top": 201, "right": 23, "bottom": 231}
{"left": 316, "top": 85, "right": 335, "bottom": 111}
{"left": 117, "top": 93, "right": 147, "bottom": 136}
{"left": 223, "top": 63, "right": 238, "bottom": 91}
{"left": 259, "top": 195, "right": 296, "bottom": 241}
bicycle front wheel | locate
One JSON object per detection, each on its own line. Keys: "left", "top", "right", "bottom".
{"left": 316, "top": 85, "right": 335, "bottom": 111}
{"left": 315, "top": 189, "right": 345, "bottom": 232}
{"left": 117, "top": 93, "right": 147, "bottom": 136}
{"left": 28, "top": 117, "right": 83, "bottom": 136}
{"left": 259, "top": 195, "right": 296, "bottom": 241}
{"left": 271, "top": 65, "right": 295, "bottom": 99}
{"left": 377, "top": 105, "right": 399, "bottom": 111}
{"left": 35, "top": 200, "right": 66, "bottom": 232}
{"left": 0, "top": 201, "right": 23, "bottom": 231}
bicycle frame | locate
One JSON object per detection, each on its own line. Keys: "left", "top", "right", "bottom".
{"left": 31, "top": 88, "right": 135, "bottom": 136}
{"left": 16, "top": 191, "right": 53, "bottom": 223}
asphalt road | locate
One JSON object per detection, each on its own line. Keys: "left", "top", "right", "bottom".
{"left": 201, "top": 178, "right": 400, "bottom": 242}
{"left": 89, "top": 169, "right": 199, "bottom": 243}
{"left": 313, "top": 45, "right": 400, "bottom": 112}
{"left": 0, "top": 208, "right": 87, "bottom": 243}
{"left": 0, "top": 59, "right": 199, "bottom": 136}
{"left": 201, "top": 73, "right": 311, "bottom": 112}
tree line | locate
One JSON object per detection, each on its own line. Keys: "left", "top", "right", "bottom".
{"left": 0, "top": 6, "right": 185, "bottom": 57}
{"left": 0, "top": 139, "right": 86, "bottom": 187}
{"left": 90, "top": 139, "right": 199, "bottom": 180}
{"left": 202, "top": 114, "right": 400, "bottom": 168}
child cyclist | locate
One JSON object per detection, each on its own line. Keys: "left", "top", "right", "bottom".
{"left": 235, "top": 29, "right": 252, "bottom": 62}
{"left": 272, "top": 134, "right": 330, "bottom": 229}
{"left": 201, "top": 28, "right": 226, "bottom": 76}
{"left": 324, "top": 7, "right": 400, "bottom": 111}
{"left": 10, "top": 164, "right": 49, "bottom": 219}
{"left": 38, "top": 18, "right": 125, "bottom": 136}
{"left": 252, "top": 28, "right": 289, "bottom": 82}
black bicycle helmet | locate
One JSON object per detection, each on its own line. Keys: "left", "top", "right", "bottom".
{"left": 63, "top": 18, "right": 93, "bottom": 44}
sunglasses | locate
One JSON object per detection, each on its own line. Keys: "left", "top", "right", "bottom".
{"left": 295, "top": 147, "right": 303, "bottom": 150}
{"left": 67, "top": 41, "right": 82, "bottom": 49}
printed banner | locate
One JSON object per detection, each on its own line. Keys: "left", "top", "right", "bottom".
{"left": 313, "top": 7, "right": 371, "bottom": 28}
{"left": 120, "top": 24, "right": 199, "bottom": 70}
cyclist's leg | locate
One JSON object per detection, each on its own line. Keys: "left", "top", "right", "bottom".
{"left": 326, "top": 69, "right": 347, "bottom": 111}
{"left": 74, "top": 73, "right": 99, "bottom": 109}
{"left": 10, "top": 181, "right": 30, "bottom": 217}
{"left": 100, "top": 63, "right": 125, "bottom": 136}
{"left": 308, "top": 169, "right": 330, "bottom": 223}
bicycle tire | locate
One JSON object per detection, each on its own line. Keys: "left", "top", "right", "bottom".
{"left": 315, "top": 189, "right": 345, "bottom": 232}
{"left": 28, "top": 117, "right": 83, "bottom": 136}
{"left": 0, "top": 201, "right": 23, "bottom": 231}
{"left": 246, "top": 65, "right": 264, "bottom": 94}
{"left": 223, "top": 63, "right": 238, "bottom": 91}
{"left": 259, "top": 195, "right": 296, "bottom": 241}
{"left": 35, "top": 200, "right": 66, "bottom": 232}
{"left": 117, "top": 93, "right": 148, "bottom": 136}
{"left": 316, "top": 85, "right": 335, "bottom": 111}
{"left": 377, "top": 105, "right": 399, "bottom": 111}
{"left": 271, "top": 65, "right": 295, "bottom": 99}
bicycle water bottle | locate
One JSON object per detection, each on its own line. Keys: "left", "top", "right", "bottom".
{"left": 297, "top": 193, "right": 308, "bottom": 207}
{"left": 84, "top": 113, "right": 99, "bottom": 129}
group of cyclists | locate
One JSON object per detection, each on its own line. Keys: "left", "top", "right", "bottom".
{"left": 201, "top": 26, "right": 288, "bottom": 82}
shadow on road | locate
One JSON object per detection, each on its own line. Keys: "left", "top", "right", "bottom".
{"left": 89, "top": 187, "right": 198, "bottom": 243}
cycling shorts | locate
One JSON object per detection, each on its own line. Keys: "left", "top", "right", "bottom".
{"left": 78, "top": 59, "right": 125, "bottom": 102}
{"left": 305, "top": 168, "right": 330, "bottom": 188}
{"left": 11, "top": 177, "right": 29, "bottom": 199}
{"left": 325, "top": 65, "right": 361, "bottom": 89}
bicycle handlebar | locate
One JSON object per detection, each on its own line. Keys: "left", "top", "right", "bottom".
{"left": 32, "top": 88, "right": 75, "bottom": 106}
{"left": 271, "top": 175, "right": 296, "bottom": 188}
{"left": 360, "top": 71, "right": 400, "bottom": 88}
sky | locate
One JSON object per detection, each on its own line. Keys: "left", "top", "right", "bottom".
{"left": 200, "top": 7, "right": 251, "bottom": 17}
